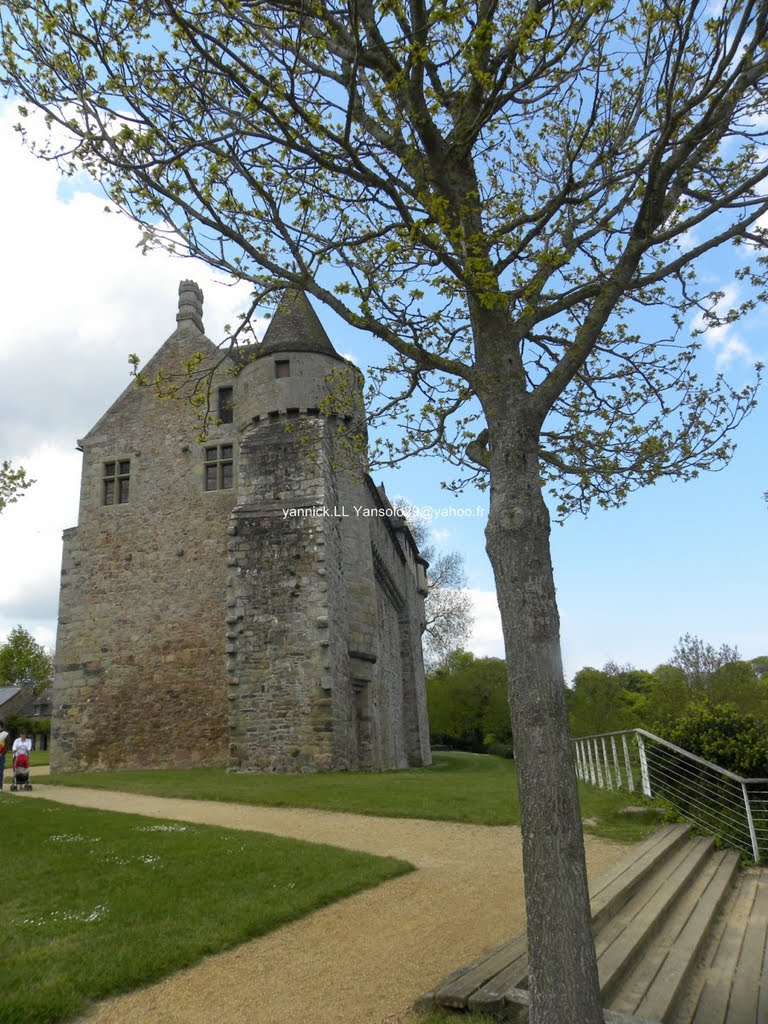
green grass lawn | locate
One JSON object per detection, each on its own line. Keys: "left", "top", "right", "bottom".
{"left": 40, "top": 751, "right": 666, "bottom": 843}
{"left": 0, "top": 794, "right": 412, "bottom": 1024}
{"left": 414, "top": 1010, "right": 499, "bottom": 1024}
{"left": 9, "top": 752, "right": 667, "bottom": 1024}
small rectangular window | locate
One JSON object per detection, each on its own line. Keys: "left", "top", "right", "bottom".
{"left": 203, "top": 445, "right": 234, "bottom": 491}
{"left": 275, "top": 360, "right": 291, "bottom": 378}
{"left": 103, "top": 459, "right": 130, "bottom": 505}
{"left": 218, "top": 386, "right": 234, "bottom": 424}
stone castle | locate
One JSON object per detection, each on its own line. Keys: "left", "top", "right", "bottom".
{"left": 52, "top": 282, "right": 432, "bottom": 773}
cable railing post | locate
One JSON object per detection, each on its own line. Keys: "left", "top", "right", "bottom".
{"left": 586, "top": 740, "right": 596, "bottom": 785}
{"left": 622, "top": 733, "right": 635, "bottom": 792}
{"left": 742, "top": 781, "right": 760, "bottom": 864}
{"left": 611, "top": 736, "right": 622, "bottom": 789}
{"left": 592, "top": 738, "right": 604, "bottom": 788}
{"left": 601, "top": 737, "right": 613, "bottom": 789}
{"left": 638, "top": 733, "right": 652, "bottom": 797}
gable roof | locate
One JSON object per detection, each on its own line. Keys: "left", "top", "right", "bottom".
{"left": 78, "top": 280, "right": 232, "bottom": 447}
{"left": 0, "top": 686, "right": 21, "bottom": 708}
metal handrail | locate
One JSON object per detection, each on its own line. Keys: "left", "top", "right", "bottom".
{"left": 573, "top": 727, "right": 768, "bottom": 863}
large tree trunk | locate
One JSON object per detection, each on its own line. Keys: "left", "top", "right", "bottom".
{"left": 485, "top": 425, "right": 604, "bottom": 1024}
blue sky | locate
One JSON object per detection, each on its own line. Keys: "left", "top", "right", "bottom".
{"left": 0, "top": 99, "right": 766, "bottom": 683}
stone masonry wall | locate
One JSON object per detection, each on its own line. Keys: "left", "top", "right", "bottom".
{"left": 226, "top": 410, "right": 431, "bottom": 772}
{"left": 226, "top": 416, "right": 345, "bottom": 771}
{"left": 52, "top": 324, "right": 235, "bottom": 771}
{"left": 365, "top": 481, "right": 432, "bottom": 768}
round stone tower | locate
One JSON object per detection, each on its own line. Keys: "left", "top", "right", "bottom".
{"left": 235, "top": 289, "right": 367, "bottom": 451}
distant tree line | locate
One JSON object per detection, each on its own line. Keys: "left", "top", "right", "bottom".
{"left": 426, "top": 652, "right": 513, "bottom": 758}
{"left": 568, "top": 634, "right": 768, "bottom": 777}
{"left": 429, "top": 636, "right": 768, "bottom": 775}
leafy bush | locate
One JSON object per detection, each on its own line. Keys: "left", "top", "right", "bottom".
{"left": 667, "top": 701, "right": 768, "bottom": 777}
{"left": 426, "top": 652, "right": 512, "bottom": 754}
{"left": 5, "top": 714, "right": 50, "bottom": 742}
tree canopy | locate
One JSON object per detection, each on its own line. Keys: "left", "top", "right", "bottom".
{"left": 427, "top": 651, "right": 512, "bottom": 752}
{"left": 0, "top": 460, "right": 33, "bottom": 513}
{"left": 672, "top": 631, "right": 742, "bottom": 689}
{"left": 568, "top": 635, "right": 768, "bottom": 738}
{"left": 0, "top": 625, "right": 53, "bottom": 695}
{"left": 0, "top": 0, "right": 763, "bottom": 511}
{"left": 3, "top": 3, "right": 768, "bottom": 1020}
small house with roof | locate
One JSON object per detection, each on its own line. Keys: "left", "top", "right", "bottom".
{"left": 52, "top": 283, "right": 431, "bottom": 773}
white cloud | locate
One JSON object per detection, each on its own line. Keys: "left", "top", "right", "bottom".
{"left": 0, "top": 446, "right": 80, "bottom": 646}
{"left": 0, "top": 98, "right": 255, "bottom": 645}
{"left": 465, "top": 589, "right": 504, "bottom": 659}
{"left": 690, "top": 283, "right": 755, "bottom": 368}
{"left": 430, "top": 527, "right": 452, "bottom": 545}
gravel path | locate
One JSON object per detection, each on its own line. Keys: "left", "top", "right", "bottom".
{"left": 30, "top": 785, "right": 631, "bottom": 1024}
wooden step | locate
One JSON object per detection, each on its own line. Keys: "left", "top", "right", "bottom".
{"left": 610, "top": 847, "right": 739, "bottom": 1021}
{"left": 596, "top": 836, "right": 717, "bottom": 1003}
{"left": 465, "top": 935, "right": 528, "bottom": 1014}
{"left": 685, "top": 870, "right": 768, "bottom": 1024}
{"left": 431, "top": 934, "right": 527, "bottom": 1011}
{"left": 589, "top": 824, "right": 693, "bottom": 933}
{"left": 424, "top": 825, "right": 692, "bottom": 1015}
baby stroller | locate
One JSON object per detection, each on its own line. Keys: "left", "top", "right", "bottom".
{"left": 10, "top": 750, "right": 32, "bottom": 792}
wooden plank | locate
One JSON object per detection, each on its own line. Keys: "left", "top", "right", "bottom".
{"left": 466, "top": 946, "right": 529, "bottom": 1012}
{"left": 432, "top": 933, "right": 527, "bottom": 1009}
{"left": 432, "top": 826, "right": 690, "bottom": 1011}
{"left": 590, "top": 824, "right": 692, "bottom": 932}
{"left": 758, "top": 878, "right": 768, "bottom": 1024}
{"left": 467, "top": 829, "right": 690, "bottom": 1015}
{"left": 691, "top": 876, "right": 758, "bottom": 1024}
{"left": 635, "top": 850, "right": 740, "bottom": 1023}
{"left": 726, "top": 872, "right": 768, "bottom": 1023}
{"left": 479, "top": 986, "right": 664, "bottom": 1024}
{"left": 597, "top": 837, "right": 715, "bottom": 1002}
{"left": 611, "top": 848, "right": 729, "bottom": 1016}
{"left": 692, "top": 977, "right": 734, "bottom": 1024}
{"left": 596, "top": 837, "right": 710, "bottom": 967}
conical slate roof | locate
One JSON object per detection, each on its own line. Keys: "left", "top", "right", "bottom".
{"left": 254, "top": 290, "right": 342, "bottom": 359}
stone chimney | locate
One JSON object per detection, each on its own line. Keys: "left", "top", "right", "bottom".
{"left": 177, "top": 280, "right": 204, "bottom": 332}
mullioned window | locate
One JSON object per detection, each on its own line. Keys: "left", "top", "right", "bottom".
{"left": 103, "top": 460, "right": 130, "bottom": 505}
{"left": 204, "top": 445, "right": 234, "bottom": 491}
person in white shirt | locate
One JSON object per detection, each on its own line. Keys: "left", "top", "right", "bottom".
{"left": 12, "top": 730, "right": 32, "bottom": 763}
{"left": 0, "top": 720, "right": 8, "bottom": 790}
